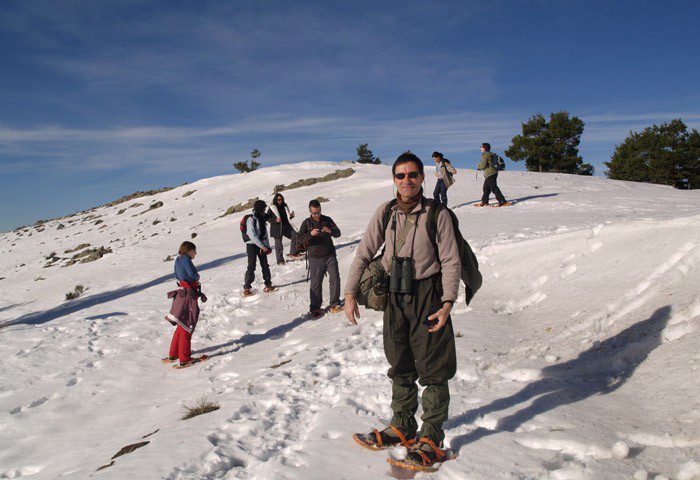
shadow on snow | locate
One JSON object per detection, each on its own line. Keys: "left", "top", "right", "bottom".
{"left": 2, "top": 253, "right": 246, "bottom": 329}
{"left": 194, "top": 312, "right": 317, "bottom": 358}
{"left": 452, "top": 193, "right": 560, "bottom": 209}
{"left": 2, "top": 239, "right": 360, "bottom": 330}
{"left": 447, "top": 305, "right": 670, "bottom": 453}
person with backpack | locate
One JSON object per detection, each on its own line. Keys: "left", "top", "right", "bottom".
{"left": 432, "top": 151, "right": 456, "bottom": 206}
{"left": 162, "top": 241, "right": 208, "bottom": 368}
{"left": 476, "top": 142, "right": 510, "bottom": 207}
{"left": 343, "top": 152, "right": 467, "bottom": 471}
{"left": 267, "top": 193, "right": 300, "bottom": 265}
{"left": 297, "top": 199, "right": 342, "bottom": 317}
{"left": 242, "top": 200, "right": 275, "bottom": 296}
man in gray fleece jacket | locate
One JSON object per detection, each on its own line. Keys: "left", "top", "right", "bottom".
{"left": 344, "top": 152, "right": 461, "bottom": 469}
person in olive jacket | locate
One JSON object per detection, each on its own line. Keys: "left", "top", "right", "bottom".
{"left": 477, "top": 142, "right": 509, "bottom": 207}
{"left": 297, "top": 199, "right": 342, "bottom": 317}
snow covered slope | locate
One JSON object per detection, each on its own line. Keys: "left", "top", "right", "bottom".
{"left": 1, "top": 162, "right": 698, "bottom": 480}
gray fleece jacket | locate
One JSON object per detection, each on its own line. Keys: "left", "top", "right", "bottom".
{"left": 344, "top": 197, "right": 461, "bottom": 303}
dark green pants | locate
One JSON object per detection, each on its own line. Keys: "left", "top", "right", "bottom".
{"left": 383, "top": 274, "right": 456, "bottom": 444}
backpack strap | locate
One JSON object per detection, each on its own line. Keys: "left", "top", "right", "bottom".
{"left": 381, "top": 199, "right": 398, "bottom": 234}
{"left": 425, "top": 199, "right": 443, "bottom": 259}
{"left": 377, "top": 199, "right": 398, "bottom": 258}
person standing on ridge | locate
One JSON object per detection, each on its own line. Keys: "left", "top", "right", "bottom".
{"left": 297, "top": 199, "right": 343, "bottom": 318}
{"left": 268, "top": 193, "right": 300, "bottom": 265}
{"left": 242, "top": 200, "right": 275, "bottom": 296}
{"left": 163, "top": 241, "right": 208, "bottom": 368}
{"left": 476, "top": 142, "right": 510, "bottom": 207}
{"left": 432, "top": 151, "right": 456, "bottom": 206}
{"left": 344, "top": 152, "right": 461, "bottom": 471}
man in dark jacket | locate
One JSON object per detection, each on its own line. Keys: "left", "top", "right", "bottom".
{"left": 297, "top": 199, "right": 342, "bottom": 317}
{"left": 477, "top": 142, "right": 510, "bottom": 207}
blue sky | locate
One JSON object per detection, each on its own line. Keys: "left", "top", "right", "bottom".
{"left": 1, "top": 0, "right": 698, "bottom": 231}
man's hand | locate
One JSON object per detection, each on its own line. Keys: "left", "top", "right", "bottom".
{"left": 322, "top": 226, "right": 331, "bottom": 234}
{"left": 262, "top": 247, "right": 271, "bottom": 254}
{"left": 344, "top": 294, "right": 360, "bottom": 325}
{"left": 427, "top": 302, "right": 452, "bottom": 333}
{"left": 310, "top": 228, "right": 320, "bottom": 236}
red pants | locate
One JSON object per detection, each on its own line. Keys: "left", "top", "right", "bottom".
{"left": 169, "top": 325, "right": 192, "bottom": 362}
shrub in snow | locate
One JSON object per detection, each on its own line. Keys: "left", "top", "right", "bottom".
{"left": 182, "top": 395, "right": 220, "bottom": 420}
{"left": 65, "top": 285, "right": 85, "bottom": 301}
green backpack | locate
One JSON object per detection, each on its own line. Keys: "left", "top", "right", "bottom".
{"left": 356, "top": 199, "right": 482, "bottom": 310}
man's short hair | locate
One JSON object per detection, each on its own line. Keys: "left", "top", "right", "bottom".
{"left": 392, "top": 152, "right": 424, "bottom": 175}
{"left": 308, "top": 199, "right": 321, "bottom": 209}
{"left": 482, "top": 143, "right": 491, "bottom": 151}
{"left": 253, "top": 199, "right": 267, "bottom": 212}
{"left": 432, "top": 151, "right": 443, "bottom": 159}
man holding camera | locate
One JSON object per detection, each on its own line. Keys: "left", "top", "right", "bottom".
{"left": 343, "top": 153, "right": 461, "bottom": 470}
{"left": 297, "top": 199, "right": 343, "bottom": 318}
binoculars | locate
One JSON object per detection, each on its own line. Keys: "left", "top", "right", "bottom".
{"left": 390, "top": 257, "right": 414, "bottom": 295}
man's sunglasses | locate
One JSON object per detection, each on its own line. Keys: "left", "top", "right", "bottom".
{"left": 394, "top": 172, "right": 422, "bottom": 180}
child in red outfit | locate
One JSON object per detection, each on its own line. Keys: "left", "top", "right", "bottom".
{"left": 162, "top": 241, "right": 202, "bottom": 367}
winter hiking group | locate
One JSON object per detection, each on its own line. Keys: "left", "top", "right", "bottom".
{"left": 161, "top": 147, "right": 506, "bottom": 472}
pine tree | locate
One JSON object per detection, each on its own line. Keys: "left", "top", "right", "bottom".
{"left": 505, "top": 111, "right": 593, "bottom": 175}
{"left": 356, "top": 144, "right": 381, "bottom": 164}
{"left": 234, "top": 148, "right": 262, "bottom": 173}
{"left": 605, "top": 119, "right": 699, "bottom": 188}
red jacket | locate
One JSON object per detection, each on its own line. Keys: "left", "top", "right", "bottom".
{"left": 165, "top": 287, "right": 200, "bottom": 334}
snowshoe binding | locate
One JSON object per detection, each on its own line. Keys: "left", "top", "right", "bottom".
{"left": 387, "top": 437, "right": 456, "bottom": 472}
{"left": 353, "top": 425, "right": 416, "bottom": 451}
{"left": 328, "top": 304, "right": 344, "bottom": 314}
{"left": 172, "top": 355, "right": 209, "bottom": 369}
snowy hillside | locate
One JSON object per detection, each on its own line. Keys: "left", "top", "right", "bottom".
{"left": 1, "top": 162, "right": 699, "bottom": 480}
